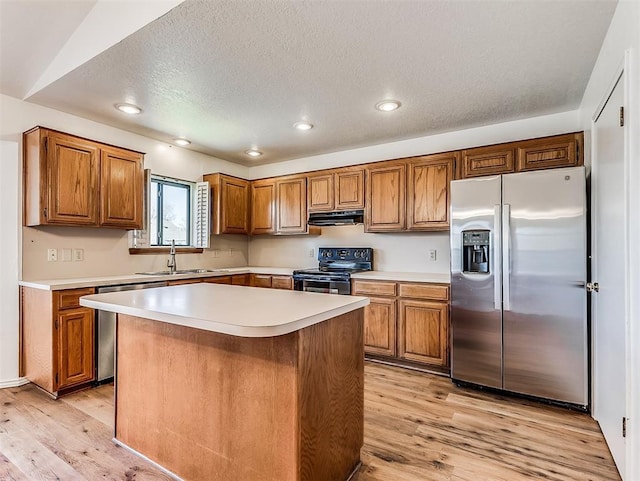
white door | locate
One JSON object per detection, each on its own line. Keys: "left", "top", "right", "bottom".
{"left": 592, "top": 73, "right": 626, "bottom": 476}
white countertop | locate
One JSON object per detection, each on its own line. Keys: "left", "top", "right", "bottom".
{"left": 351, "top": 271, "right": 451, "bottom": 283}
{"left": 80, "top": 283, "right": 369, "bottom": 338}
{"left": 19, "top": 266, "right": 295, "bottom": 290}
{"left": 20, "top": 267, "right": 450, "bottom": 290}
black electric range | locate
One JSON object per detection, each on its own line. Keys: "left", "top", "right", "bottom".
{"left": 293, "top": 247, "right": 373, "bottom": 295}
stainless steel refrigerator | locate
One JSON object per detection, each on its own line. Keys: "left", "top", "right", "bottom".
{"left": 450, "top": 166, "right": 587, "bottom": 407}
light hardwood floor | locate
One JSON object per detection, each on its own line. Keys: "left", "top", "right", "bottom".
{"left": 0, "top": 363, "right": 620, "bottom": 481}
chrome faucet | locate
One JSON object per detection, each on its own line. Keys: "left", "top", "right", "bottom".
{"left": 167, "top": 239, "right": 177, "bottom": 273}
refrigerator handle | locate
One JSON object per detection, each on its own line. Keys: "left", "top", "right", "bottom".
{"left": 502, "top": 204, "right": 511, "bottom": 311}
{"left": 493, "top": 204, "right": 502, "bottom": 310}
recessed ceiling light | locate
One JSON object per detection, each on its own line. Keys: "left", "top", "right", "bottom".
{"left": 173, "top": 138, "right": 191, "bottom": 146}
{"left": 245, "top": 149, "right": 262, "bottom": 157}
{"left": 294, "top": 121, "right": 314, "bottom": 131}
{"left": 115, "top": 103, "right": 142, "bottom": 115}
{"left": 375, "top": 100, "right": 401, "bottom": 112}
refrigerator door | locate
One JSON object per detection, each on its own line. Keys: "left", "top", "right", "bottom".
{"left": 450, "top": 175, "right": 503, "bottom": 388}
{"left": 502, "top": 167, "right": 587, "bottom": 405}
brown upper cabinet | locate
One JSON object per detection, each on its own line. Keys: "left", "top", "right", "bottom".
{"left": 100, "top": 145, "right": 144, "bottom": 229}
{"left": 365, "top": 162, "right": 406, "bottom": 232}
{"left": 23, "top": 127, "right": 144, "bottom": 229}
{"left": 250, "top": 178, "right": 277, "bottom": 235}
{"left": 460, "top": 132, "right": 583, "bottom": 179}
{"left": 276, "top": 175, "right": 307, "bottom": 234}
{"left": 204, "top": 173, "right": 251, "bottom": 235}
{"left": 406, "top": 153, "right": 455, "bottom": 231}
{"left": 516, "top": 133, "right": 582, "bottom": 172}
{"left": 249, "top": 175, "right": 309, "bottom": 235}
{"left": 460, "top": 144, "right": 516, "bottom": 179}
{"left": 365, "top": 152, "right": 454, "bottom": 233}
{"left": 307, "top": 168, "right": 364, "bottom": 212}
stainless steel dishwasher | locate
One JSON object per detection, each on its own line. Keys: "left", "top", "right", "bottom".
{"left": 96, "top": 281, "right": 167, "bottom": 382}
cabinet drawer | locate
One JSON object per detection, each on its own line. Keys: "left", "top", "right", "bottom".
{"left": 352, "top": 280, "right": 397, "bottom": 297}
{"left": 398, "top": 283, "right": 449, "bottom": 301}
{"left": 271, "top": 276, "right": 293, "bottom": 290}
{"left": 56, "top": 288, "right": 96, "bottom": 310}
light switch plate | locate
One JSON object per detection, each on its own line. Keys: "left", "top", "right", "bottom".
{"left": 62, "top": 248, "right": 72, "bottom": 262}
{"left": 73, "top": 248, "right": 84, "bottom": 261}
{"left": 429, "top": 249, "right": 437, "bottom": 261}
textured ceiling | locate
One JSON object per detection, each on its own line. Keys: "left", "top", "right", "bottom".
{"left": 16, "top": 0, "right": 617, "bottom": 165}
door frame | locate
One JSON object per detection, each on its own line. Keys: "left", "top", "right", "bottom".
{"left": 590, "top": 48, "right": 639, "bottom": 481}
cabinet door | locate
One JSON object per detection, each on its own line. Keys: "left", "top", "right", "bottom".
{"left": 398, "top": 299, "right": 449, "bottom": 367}
{"left": 364, "top": 297, "right": 397, "bottom": 357}
{"left": 47, "top": 132, "right": 99, "bottom": 225}
{"left": 251, "top": 274, "right": 272, "bottom": 288}
{"left": 220, "top": 176, "right": 250, "bottom": 234}
{"left": 100, "top": 146, "right": 144, "bottom": 229}
{"left": 365, "top": 163, "right": 406, "bottom": 232}
{"left": 57, "top": 308, "right": 94, "bottom": 389}
{"left": 271, "top": 276, "right": 293, "bottom": 290}
{"left": 276, "top": 177, "right": 307, "bottom": 234}
{"left": 335, "top": 169, "right": 364, "bottom": 210}
{"left": 407, "top": 153, "right": 454, "bottom": 231}
{"left": 250, "top": 180, "right": 276, "bottom": 235}
{"left": 461, "top": 144, "right": 515, "bottom": 178}
{"left": 516, "top": 133, "right": 582, "bottom": 172}
{"left": 307, "top": 173, "right": 334, "bottom": 212}
{"left": 231, "top": 274, "right": 251, "bottom": 286}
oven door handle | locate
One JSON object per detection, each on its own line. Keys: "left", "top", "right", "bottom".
{"left": 293, "top": 275, "right": 349, "bottom": 283}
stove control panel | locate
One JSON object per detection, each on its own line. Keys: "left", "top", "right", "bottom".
{"left": 318, "top": 247, "right": 373, "bottom": 262}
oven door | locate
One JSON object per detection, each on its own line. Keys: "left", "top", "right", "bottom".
{"left": 293, "top": 276, "right": 351, "bottom": 295}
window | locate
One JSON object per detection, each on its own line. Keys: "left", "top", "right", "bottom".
{"left": 129, "top": 172, "right": 209, "bottom": 250}
{"left": 150, "top": 177, "right": 192, "bottom": 246}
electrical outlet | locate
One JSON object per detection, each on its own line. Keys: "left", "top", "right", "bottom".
{"left": 62, "top": 248, "right": 72, "bottom": 262}
{"left": 429, "top": 249, "right": 437, "bottom": 261}
{"left": 212, "top": 250, "right": 219, "bottom": 258}
{"left": 309, "top": 248, "right": 314, "bottom": 258}
{"left": 47, "top": 248, "right": 58, "bottom": 262}
{"left": 73, "top": 248, "right": 84, "bottom": 261}
{"left": 227, "top": 249, "right": 233, "bottom": 257}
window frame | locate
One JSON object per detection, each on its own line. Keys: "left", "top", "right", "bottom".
{"left": 150, "top": 175, "right": 193, "bottom": 247}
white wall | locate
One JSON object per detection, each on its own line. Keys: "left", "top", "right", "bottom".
{"left": 578, "top": 2, "right": 640, "bottom": 480}
{"left": 249, "top": 226, "right": 450, "bottom": 274}
{"left": 0, "top": 142, "right": 21, "bottom": 386}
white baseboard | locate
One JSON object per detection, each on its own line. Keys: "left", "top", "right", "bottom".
{"left": 0, "top": 377, "right": 30, "bottom": 389}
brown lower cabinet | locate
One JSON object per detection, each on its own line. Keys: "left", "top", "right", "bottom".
{"left": 21, "top": 286, "right": 96, "bottom": 397}
{"left": 352, "top": 279, "right": 450, "bottom": 372}
{"left": 250, "top": 273, "right": 294, "bottom": 290}
{"left": 21, "top": 274, "right": 293, "bottom": 397}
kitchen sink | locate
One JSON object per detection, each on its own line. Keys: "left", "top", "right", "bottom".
{"left": 136, "top": 269, "right": 227, "bottom": 275}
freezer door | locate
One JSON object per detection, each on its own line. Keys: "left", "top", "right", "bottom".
{"left": 450, "top": 175, "right": 502, "bottom": 388}
{"left": 502, "top": 167, "right": 587, "bottom": 405}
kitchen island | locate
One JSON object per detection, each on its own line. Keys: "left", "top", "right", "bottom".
{"left": 80, "top": 283, "right": 369, "bottom": 481}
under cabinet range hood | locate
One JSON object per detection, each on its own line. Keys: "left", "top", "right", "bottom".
{"left": 307, "top": 210, "right": 364, "bottom": 226}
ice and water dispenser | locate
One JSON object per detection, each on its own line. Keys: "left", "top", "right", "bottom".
{"left": 462, "top": 230, "right": 490, "bottom": 274}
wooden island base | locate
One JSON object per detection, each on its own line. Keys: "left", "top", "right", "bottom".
{"left": 115, "top": 309, "right": 364, "bottom": 481}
